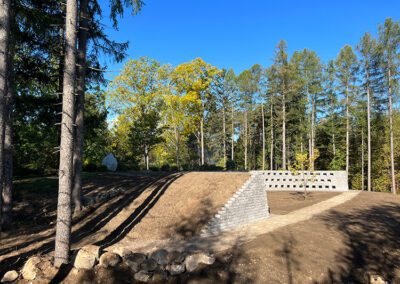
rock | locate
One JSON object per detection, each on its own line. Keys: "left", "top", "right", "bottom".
{"left": 83, "top": 195, "right": 95, "bottom": 206}
{"left": 152, "top": 266, "right": 167, "bottom": 282}
{"left": 74, "top": 245, "right": 100, "bottom": 270}
{"left": 140, "top": 259, "right": 158, "bottom": 272}
{"left": 124, "top": 253, "right": 147, "bottom": 273}
{"left": 184, "top": 252, "right": 215, "bottom": 272}
{"left": 166, "top": 263, "right": 185, "bottom": 276}
{"left": 102, "top": 153, "right": 118, "bottom": 171}
{"left": 150, "top": 249, "right": 169, "bottom": 266}
{"left": 1, "top": 270, "right": 18, "bottom": 283}
{"left": 124, "top": 253, "right": 147, "bottom": 263}
{"left": 369, "top": 275, "right": 388, "bottom": 284}
{"left": 99, "top": 252, "right": 121, "bottom": 267}
{"left": 167, "top": 250, "right": 185, "bottom": 264}
{"left": 21, "top": 256, "right": 41, "bottom": 280}
{"left": 134, "top": 270, "right": 151, "bottom": 282}
{"left": 113, "top": 247, "right": 133, "bottom": 259}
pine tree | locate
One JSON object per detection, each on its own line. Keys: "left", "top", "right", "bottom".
{"left": 357, "top": 32, "right": 378, "bottom": 192}
{"left": 378, "top": 18, "right": 400, "bottom": 195}
{"left": 0, "top": 0, "right": 11, "bottom": 231}
{"left": 335, "top": 45, "right": 358, "bottom": 178}
{"left": 54, "top": 0, "right": 78, "bottom": 267}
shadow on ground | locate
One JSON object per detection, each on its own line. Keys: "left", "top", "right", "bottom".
{"left": 315, "top": 202, "right": 400, "bottom": 284}
{"left": 0, "top": 173, "right": 183, "bottom": 276}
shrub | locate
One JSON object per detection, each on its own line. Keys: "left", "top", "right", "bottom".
{"left": 83, "top": 162, "right": 98, "bottom": 172}
{"left": 149, "top": 166, "right": 159, "bottom": 171}
{"left": 226, "top": 159, "right": 236, "bottom": 170}
{"left": 170, "top": 166, "right": 178, "bottom": 171}
{"left": 98, "top": 165, "right": 108, "bottom": 172}
{"left": 117, "top": 162, "right": 130, "bottom": 171}
{"left": 161, "top": 164, "right": 170, "bottom": 171}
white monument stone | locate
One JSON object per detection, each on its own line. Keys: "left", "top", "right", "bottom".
{"left": 102, "top": 153, "right": 118, "bottom": 171}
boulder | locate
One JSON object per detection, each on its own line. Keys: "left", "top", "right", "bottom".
{"left": 102, "top": 153, "right": 118, "bottom": 171}
{"left": 21, "top": 256, "right": 41, "bottom": 280}
{"left": 152, "top": 266, "right": 167, "bottom": 282}
{"left": 113, "top": 247, "right": 133, "bottom": 259}
{"left": 99, "top": 252, "right": 121, "bottom": 268}
{"left": 83, "top": 195, "right": 95, "bottom": 206}
{"left": 140, "top": 259, "right": 158, "bottom": 272}
{"left": 134, "top": 270, "right": 151, "bottom": 282}
{"left": 150, "top": 249, "right": 169, "bottom": 266}
{"left": 369, "top": 275, "right": 388, "bottom": 284}
{"left": 166, "top": 263, "right": 185, "bottom": 276}
{"left": 184, "top": 252, "right": 215, "bottom": 272}
{"left": 124, "top": 253, "right": 147, "bottom": 273}
{"left": 73, "top": 245, "right": 100, "bottom": 270}
{"left": 167, "top": 250, "right": 185, "bottom": 264}
{"left": 1, "top": 270, "right": 18, "bottom": 283}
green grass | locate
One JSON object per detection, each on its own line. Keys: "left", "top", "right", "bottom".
{"left": 13, "top": 172, "right": 103, "bottom": 200}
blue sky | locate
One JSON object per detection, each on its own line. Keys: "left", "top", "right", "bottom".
{"left": 98, "top": 0, "right": 400, "bottom": 77}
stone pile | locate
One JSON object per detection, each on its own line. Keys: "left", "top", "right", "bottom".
{"left": 1, "top": 245, "right": 215, "bottom": 283}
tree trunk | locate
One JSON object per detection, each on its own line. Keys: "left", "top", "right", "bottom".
{"left": 282, "top": 93, "right": 286, "bottom": 170}
{"left": 367, "top": 74, "right": 371, "bottom": 192}
{"left": 231, "top": 105, "right": 234, "bottom": 161}
{"left": 222, "top": 107, "right": 226, "bottom": 169}
{"left": 346, "top": 83, "right": 349, "bottom": 177}
{"left": 144, "top": 147, "right": 149, "bottom": 170}
{"left": 200, "top": 116, "right": 204, "bottom": 165}
{"left": 54, "top": 0, "right": 78, "bottom": 267}
{"left": 311, "top": 96, "right": 315, "bottom": 170}
{"left": 307, "top": 88, "right": 312, "bottom": 158}
{"left": 72, "top": 0, "right": 88, "bottom": 214}
{"left": 270, "top": 103, "right": 274, "bottom": 171}
{"left": 388, "top": 68, "right": 396, "bottom": 194}
{"left": 174, "top": 125, "right": 180, "bottom": 170}
{"left": 261, "top": 98, "right": 265, "bottom": 170}
{"left": 2, "top": 21, "right": 14, "bottom": 230}
{"left": 0, "top": 0, "right": 11, "bottom": 231}
{"left": 244, "top": 107, "right": 248, "bottom": 170}
{"left": 361, "top": 128, "right": 364, "bottom": 191}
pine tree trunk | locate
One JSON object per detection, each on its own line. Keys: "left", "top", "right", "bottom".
{"left": 2, "top": 23, "right": 14, "bottom": 230}
{"left": 261, "top": 98, "right": 265, "bottom": 170}
{"left": 307, "top": 88, "right": 312, "bottom": 158}
{"left": 270, "top": 103, "right": 274, "bottom": 171}
{"left": 361, "top": 128, "right": 364, "bottom": 191}
{"left": 346, "top": 83, "right": 349, "bottom": 177}
{"left": 0, "top": 0, "right": 11, "bottom": 231}
{"left": 54, "top": 0, "right": 78, "bottom": 267}
{"left": 231, "top": 105, "right": 234, "bottom": 160}
{"left": 367, "top": 74, "right": 371, "bottom": 192}
{"left": 222, "top": 107, "right": 226, "bottom": 169}
{"left": 200, "top": 116, "right": 204, "bottom": 165}
{"left": 388, "top": 68, "right": 396, "bottom": 194}
{"left": 72, "top": 0, "right": 88, "bottom": 214}
{"left": 311, "top": 96, "right": 315, "bottom": 170}
{"left": 244, "top": 108, "right": 248, "bottom": 170}
{"left": 282, "top": 93, "right": 286, "bottom": 170}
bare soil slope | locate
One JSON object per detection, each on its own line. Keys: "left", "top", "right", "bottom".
{"left": 0, "top": 172, "right": 249, "bottom": 274}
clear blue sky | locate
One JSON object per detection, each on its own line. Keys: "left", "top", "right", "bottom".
{"left": 98, "top": 0, "right": 400, "bottom": 76}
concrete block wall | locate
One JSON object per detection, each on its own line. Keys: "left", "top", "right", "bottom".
{"left": 201, "top": 172, "right": 270, "bottom": 236}
{"left": 261, "top": 170, "right": 349, "bottom": 191}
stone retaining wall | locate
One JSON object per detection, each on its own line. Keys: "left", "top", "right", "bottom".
{"left": 201, "top": 172, "right": 270, "bottom": 236}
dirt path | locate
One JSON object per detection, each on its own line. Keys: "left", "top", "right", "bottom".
{"left": 111, "top": 191, "right": 359, "bottom": 254}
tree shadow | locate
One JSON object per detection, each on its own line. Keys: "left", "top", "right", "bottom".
{"left": 273, "top": 233, "right": 301, "bottom": 284}
{"left": 0, "top": 173, "right": 183, "bottom": 276}
{"left": 163, "top": 198, "right": 214, "bottom": 239}
{"left": 314, "top": 202, "right": 400, "bottom": 284}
